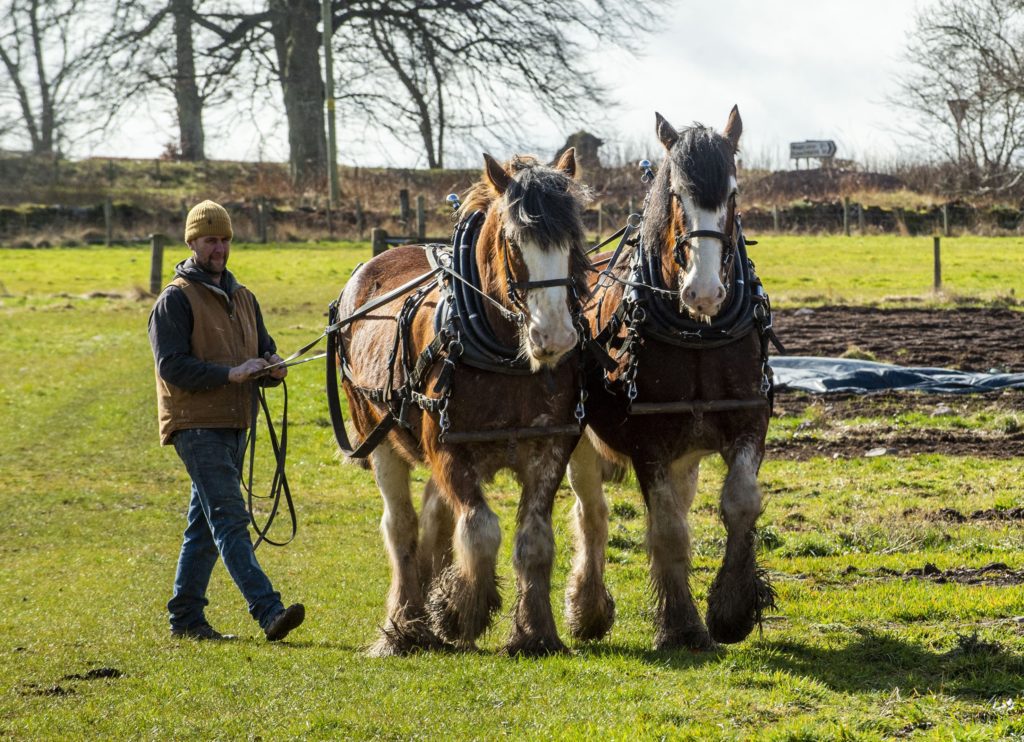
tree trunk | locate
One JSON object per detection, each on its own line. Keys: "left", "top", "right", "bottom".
{"left": 172, "top": 0, "right": 205, "bottom": 161}
{"left": 269, "top": 0, "right": 326, "bottom": 189}
{"left": 28, "top": 0, "right": 55, "bottom": 155}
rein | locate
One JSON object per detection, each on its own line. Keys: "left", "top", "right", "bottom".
{"left": 243, "top": 378, "right": 296, "bottom": 549}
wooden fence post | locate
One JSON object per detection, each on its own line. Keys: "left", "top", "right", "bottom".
{"left": 416, "top": 195, "right": 426, "bottom": 241}
{"left": 258, "top": 198, "right": 268, "bottom": 244}
{"left": 772, "top": 204, "right": 780, "bottom": 232}
{"left": 942, "top": 203, "right": 950, "bottom": 236}
{"left": 399, "top": 190, "right": 410, "bottom": 230}
{"left": 858, "top": 203, "right": 865, "bottom": 233}
{"left": 933, "top": 236, "right": 942, "bottom": 291}
{"left": 355, "top": 198, "right": 365, "bottom": 240}
{"left": 104, "top": 198, "right": 114, "bottom": 246}
{"left": 372, "top": 228, "right": 387, "bottom": 256}
{"left": 149, "top": 234, "right": 166, "bottom": 295}
{"left": 843, "top": 196, "right": 850, "bottom": 236}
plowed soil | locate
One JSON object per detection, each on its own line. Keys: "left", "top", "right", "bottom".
{"left": 766, "top": 308, "right": 1024, "bottom": 459}
{"left": 773, "top": 307, "right": 1024, "bottom": 372}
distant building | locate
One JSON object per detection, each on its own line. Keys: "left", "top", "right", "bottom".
{"left": 554, "top": 131, "right": 604, "bottom": 173}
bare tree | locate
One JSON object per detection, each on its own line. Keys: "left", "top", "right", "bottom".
{"left": 895, "top": 0, "right": 1024, "bottom": 192}
{"left": 0, "top": 0, "right": 105, "bottom": 155}
{"left": 96, "top": 0, "right": 250, "bottom": 161}
{"left": 193, "top": 0, "right": 662, "bottom": 186}
{"left": 341, "top": 0, "right": 662, "bottom": 170}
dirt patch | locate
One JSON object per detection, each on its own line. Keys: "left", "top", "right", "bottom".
{"left": 930, "top": 507, "right": 1024, "bottom": 523}
{"left": 61, "top": 667, "right": 123, "bottom": 681}
{"left": 774, "top": 391, "right": 1024, "bottom": 420}
{"left": 773, "top": 307, "right": 1024, "bottom": 373}
{"left": 768, "top": 428, "right": 1024, "bottom": 460}
{"left": 847, "top": 562, "right": 1024, "bottom": 586}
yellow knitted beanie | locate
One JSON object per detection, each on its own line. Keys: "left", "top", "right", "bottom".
{"left": 185, "top": 200, "right": 233, "bottom": 243}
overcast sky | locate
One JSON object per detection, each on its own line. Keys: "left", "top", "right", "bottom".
{"left": 88, "top": 0, "right": 926, "bottom": 169}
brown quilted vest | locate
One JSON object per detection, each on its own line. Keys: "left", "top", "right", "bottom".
{"left": 155, "top": 277, "right": 259, "bottom": 444}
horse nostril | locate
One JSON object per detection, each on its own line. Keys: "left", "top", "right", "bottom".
{"left": 683, "top": 288, "right": 696, "bottom": 303}
{"left": 529, "top": 326, "right": 546, "bottom": 349}
{"left": 716, "top": 286, "right": 726, "bottom": 301}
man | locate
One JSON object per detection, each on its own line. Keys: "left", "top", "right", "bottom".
{"left": 148, "top": 199, "right": 305, "bottom": 642}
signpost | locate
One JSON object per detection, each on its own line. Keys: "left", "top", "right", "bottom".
{"left": 789, "top": 140, "right": 837, "bottom": 168}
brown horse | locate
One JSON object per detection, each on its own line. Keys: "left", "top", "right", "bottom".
{"left": 565, "top": 107, "right": 777, "bottom": 650}
{"left": 334, "top": 151, "right": 591, "bottom": 656}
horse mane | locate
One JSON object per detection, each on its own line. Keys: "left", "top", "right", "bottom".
{"left": 640, "top": 123, "right": 734, "bottom": 254}
{"left": 458, "top": 154, "right": 593, "bottom": 298}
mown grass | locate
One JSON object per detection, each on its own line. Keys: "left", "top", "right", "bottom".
{"left": 1, "top": 240, "right": 1023, "bottom": 739}
{"left": 748, "top": 234, "right": 1024, "bottom": 308}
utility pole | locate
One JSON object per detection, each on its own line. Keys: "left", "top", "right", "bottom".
{"left": 322, "top": 0, "right": 340, "bottom": 207}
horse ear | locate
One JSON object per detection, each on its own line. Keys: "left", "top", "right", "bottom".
{"left": 482, "top": 153, "right": 511, "bottom": 195}
{"left": 553, "top": 147, "right": 577, "bottom": 178}
{"left": 723, "top": 105, "right": 743, "bottom": 152}
{"left": 655, "top": 112, "right": 679, "bottom": 150}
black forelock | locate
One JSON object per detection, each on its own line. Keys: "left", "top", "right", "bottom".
{"left": 500, "top": 156, "right": 589, "bottom": 250}
{"left": 670, "top": 125, "right": 733, "bottom": 211}
{"left": 499, "top": 156, "right": 593, "bottom": 299}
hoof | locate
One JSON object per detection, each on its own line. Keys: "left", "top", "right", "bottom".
{"left": 706, "top": 569, "right": 778, "bottom": 645}
{"left": 504, "top": 633, "right": 569, "bottom": 658}
{"left": 426, "top": 565, "right": 501, "bottom": 646}
{"left": 367, "top": 617, "right": 447, "bottom": 657}
{"left": 654, "top": 624, "right": 717, "bottom": 652}
{"left": 566, "top": 586, "right": 616, "bottom": 642}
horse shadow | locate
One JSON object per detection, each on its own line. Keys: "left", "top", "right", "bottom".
{"left": 574, "top": 627, "right": 1023, "bottom": 699}
{"left": 751, "top": 627, "right": 1024, "bottom": 700}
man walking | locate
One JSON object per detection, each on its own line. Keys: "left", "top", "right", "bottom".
{"left": 148, "top": 199, "right": 304, "bottom": 641}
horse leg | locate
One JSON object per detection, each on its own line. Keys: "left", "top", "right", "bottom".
{"left": 706, "top": 442, "right": 777, "bottom": 644}
{"left": 367, "top": 443, "right": 442, "bottom": 656}
{"left": 637, "top": 453, "right": 714, "bottom": 651}
{"left": 417, "top": 477, "right": 454, "bottom": 595}
{"left": 505, "top": 451, "right": 569, "bottom": 656}
{"left": 426, "top": 459, "right": 502, "bottom": 650}
{"left": 564, "top": 435, "right": 616, "bottom": 641}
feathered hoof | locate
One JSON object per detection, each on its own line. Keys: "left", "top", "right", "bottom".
{"left": 654, "top": 624, "right": 717, "bottom": 652}
{"left": 367, "top": 617, "right": 448, "bottom": 657}
{"left": 503, "top": 633, "right": 569, "bottom": 658}
{"left": 706, "top": 569, "right": 778, "bottom": 645}
{"left": 566, "top": 585, "right": 616, "bottom": 642}
{"left": 426, "top": 566, "right": 501, "bottom": 646}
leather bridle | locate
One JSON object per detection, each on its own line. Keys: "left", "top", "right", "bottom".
{"left": 671, "top": 191, "right": 737, "bottom": 273}
{"left": 500, "top": 232, "right": 578, "bottom": 316}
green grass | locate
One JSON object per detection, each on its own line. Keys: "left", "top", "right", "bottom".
{"left": 2, "top": 241, "right": 1023, "bottom": 739}
{"left": 748, "top": 234, "right": 1024, "bottom": 307}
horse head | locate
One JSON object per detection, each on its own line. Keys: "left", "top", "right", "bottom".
{"left": 643, "top": 106, "right": 742, "bottom": 321}
{"left": 466, "top": 150, "right": 591, "bottom": 370}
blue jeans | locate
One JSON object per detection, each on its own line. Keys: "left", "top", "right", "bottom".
{"left": 168, "top": 428, "right": 284, "bottom": 631}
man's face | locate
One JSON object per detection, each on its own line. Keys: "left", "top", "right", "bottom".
{"left": 190, "top": 235, "right": 231, "bottom": 275}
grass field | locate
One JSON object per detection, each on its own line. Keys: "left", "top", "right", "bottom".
{"left": 1, "top": 237, "right": 1023, "bottom": 739}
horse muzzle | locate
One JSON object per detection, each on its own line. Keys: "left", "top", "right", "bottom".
{"left": 527, "top": 322, "right": 578, "bottom": 367}
{"left": 681, "top": 280, "right": 726, "bottom": 320}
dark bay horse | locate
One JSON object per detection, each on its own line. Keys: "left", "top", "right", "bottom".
{"left": 334, "top": 151, "right": 591, "bottom": 656}
{"left": 566, "top": 107, "right": 776, "bottom": 650}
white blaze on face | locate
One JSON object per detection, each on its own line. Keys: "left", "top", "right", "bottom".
{"left": 517, "top": 239, "right": 577, "bottom": 369}
{"left": 677, "top": 176, "right": 734, "bottom": 319}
